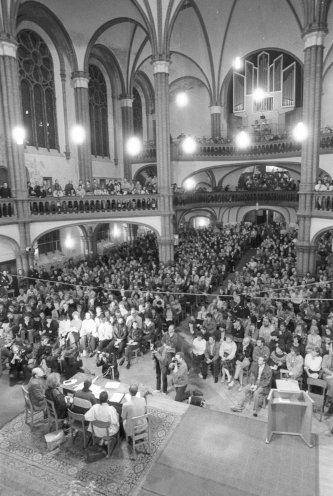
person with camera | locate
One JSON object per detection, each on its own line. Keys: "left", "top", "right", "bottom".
{"left": 169, "top": 352, "right": 191, "bottom": 402}
{"left": 96, "top": 349, "right": 119, "bottom": 380}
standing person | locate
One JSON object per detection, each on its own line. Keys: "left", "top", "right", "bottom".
{"left": 152, "top": 342, "right": 170, "bottom": 394}
{"left": 219, "top": 334, "right": 237, "bottom": 385}
{"left": 122, "top": 384, "right": 147, "bottom": 439}
{"left": 169, "top": 352, "right": 191, "bottom": 402}
{"left": 191, "top": 331, "right": 206, "bottom": 374}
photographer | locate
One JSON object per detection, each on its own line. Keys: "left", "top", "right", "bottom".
{"left": 96, "top": 350, "right": 119, "bottom": 380}
{"left": 169, "top": 352, "right": 191, "bottom": 402}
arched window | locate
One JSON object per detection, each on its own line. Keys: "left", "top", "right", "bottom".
{"left": 133, "top": 87, "right": 143, "bottom": 137}
{"left": 88, "top": 65, "right": 109, "bottom": 158}
{"left": 17, "top": 30, "right": 58, "bottom": 150}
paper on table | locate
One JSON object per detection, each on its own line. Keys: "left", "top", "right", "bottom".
{"left": 90, "top": 384, "right": 102, "bottom": 397}
{"left": 73, "top": 382, "right": 84, "bottom": 391}
{"left": 104, "top": 381, "right": 120, "bottom": 389}
{"left": 109, "top": 392, "right": 124, "bottom": 403}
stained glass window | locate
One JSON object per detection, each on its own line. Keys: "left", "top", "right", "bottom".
{"left": 17, "top": 30, "right": 58, "bottom": 150}
{"left": 88, "top": 65, "right": 109, "bottom": 157}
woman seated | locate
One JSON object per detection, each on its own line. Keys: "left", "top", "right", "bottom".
{"left": 232, "top": 336, "right": 253, "bottom": 390}
{"left": 285, "top": 347, "right": 304, "bottom": 380}
{"left": 219, "top": 334, "right": 237, "bottom": 386}
{"left": 45, "top": 372, "right": 68, "bottom": 420}
{"left": 306, "top": 326, "right": 322, "bottom": 353}
{"left": 268, "top": 343, "right": 287, "bottom": 387}
{"left": 304, "top": 347, "right": 323, "bottom": 385}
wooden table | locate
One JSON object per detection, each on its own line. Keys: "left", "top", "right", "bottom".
{"left": 61, "top": 372, "right": 131, "bottom": 408}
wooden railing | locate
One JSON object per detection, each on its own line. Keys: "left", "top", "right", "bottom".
{"left": 173, "top": 190, "right": 299, "bottom": 207}
{"left": 131, "top": 132, "right": 333, "bottom": 163}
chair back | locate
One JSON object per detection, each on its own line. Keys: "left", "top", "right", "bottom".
{"left": 91, "top": 420, "right": 111, "bottom": 439}
{"left": 72, "top": 397, "right": 92, "bottom": 413}
{"left": 68, "top": 409, "right": 86, "bottom": 429}
{"left": 22, "top": 385, "right": 32, "bottom": 410}
{"left": 307, "top": 378, "right": 327, "bottom": 407}
{"left": 132, "top": 413, "right": 150, "bottom": 440}
{"left": 46, "top": 398, "right": 58, "bottom": 420}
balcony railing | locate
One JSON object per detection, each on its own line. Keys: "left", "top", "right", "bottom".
{"left": 313, "top": 191, "right": 333, "bottom": 213}
{"left": 173, "top": 190, "right": 299, "bottom": 207}
{"left": 131, "top": 132, "right": 333, "bottom": 163}
{"left": 29, "top": 194, "right": 159, "bottom": 216}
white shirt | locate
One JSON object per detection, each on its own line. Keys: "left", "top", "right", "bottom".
{"left": 84, "top": 403, "right": 119, "bottom": 437}
{"left": 192, "top": 338, "right": 206, "bottom": 356}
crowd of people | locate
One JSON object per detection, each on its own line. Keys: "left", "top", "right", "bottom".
{"left": 1, "top": 221, "right": 333, "bottom": 435}
{"left": 27, "top": 176, "right": 158, "bottom": 199}
{"left": 238, "top": 170, "right": 298, "bottom": 191}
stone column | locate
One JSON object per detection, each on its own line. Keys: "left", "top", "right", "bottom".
{"left": 72, "top": 72, "right": 92, "bottom": 182}
{"left": 0, "top": 38, "right": 31, "bottom": 267}
{"left": 0, "top": 39, "right": 27, "bottom": 198}
{"left": 210, "top": 106, "right": 222, "bottom": 139}
{"left": 153, "top": 60, "right": 174, "bottom": 263}
{"left": 297, "top": 30, "right": 326, "bottom": 275}
{"left": 120, "top": 97, "right": 133, "bottom": 180}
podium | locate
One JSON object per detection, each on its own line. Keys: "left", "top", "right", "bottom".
{"left": 266, "top": 389, "right": 314, "bottom": 447}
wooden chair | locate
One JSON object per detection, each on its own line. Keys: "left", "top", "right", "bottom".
{"left": 21, "top": 385, "right": 46, "bottom": 430}
{"left": 307, "top": 378, "right": 327, "bottom": 421}
{"left": 68, "top": 410, "right": 89, "bottom": 448}
{"left": 90, "top": 420, "right": 120, "bottom": 458}
{"left": 46, "top": 399, "right": 66, "bottom": 432}
{"left": 125, "top": 413, "right": 151, "bottom": 460}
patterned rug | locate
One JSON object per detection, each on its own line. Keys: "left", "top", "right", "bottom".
{"left": 0, "top": 407, "right": 181, "bottom": 496}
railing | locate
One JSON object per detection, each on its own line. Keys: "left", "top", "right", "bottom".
{"left": 131, "top": 132, "right": 333, "bottom": 163}
{"left": 313, "top": 191, "right": 333, "bottom": 213}
{"left": 28, "top": 194, "right": 159, "bottom": 216}
{"left": 0, "top": 199, "right": 15, "bottom": 218}
{"left": 173, "top": 190, "right": 299, "bottom": 207}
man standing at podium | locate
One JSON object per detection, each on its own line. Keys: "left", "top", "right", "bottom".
{"left": 231, "top": 356, "right": 272, "bottom": 416}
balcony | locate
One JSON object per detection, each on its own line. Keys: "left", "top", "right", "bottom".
{"left": 131, "top": 132, "right": 333, "bottom": 163}
{"left": 173, "top": 190, "right": 299, "bottom": 208}
{"left": 313, "top": 191, "right": 333, "bottom": 216}
{"left": 0, "top": 195, "right": 160, "bottom": 225}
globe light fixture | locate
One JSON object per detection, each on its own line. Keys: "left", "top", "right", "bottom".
{"left": 184, "top": 177, "right": 196, "bottom": 191}
{"left": 182, "top": 136, "right": 197, "bottom": 154}
{"left": 12, "top": 126, "right": 26, "bottom": 145}
{"left": 233, "top": 56, "right": 243, "bottom": 71}
{"left": 176, "top": 92, "right": 188, "bottom": 107}
{"left": 253, "top": 87, "right": 265, "bottom": 102}
{"left": 293, "top": 122, "right": 308, "bottom": 142}
{"left": 126, "top": 136, "right": 142, "bottom": 156}
{"left": 71, "top": 124, "right": 86, "bottom": 144}
{"left": 64, "top": 235, "right": 75, "bottom": 250}
{"left": 235, "top": 130, "right": 251, "bottom": 149}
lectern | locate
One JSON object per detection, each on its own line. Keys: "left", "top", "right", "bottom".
{"left": 266, "top": 389, "right": 314, "bottom": 447}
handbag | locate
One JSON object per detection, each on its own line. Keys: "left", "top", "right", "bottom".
{"left": 85, "top": 444, "right": 106, "bottom": 463}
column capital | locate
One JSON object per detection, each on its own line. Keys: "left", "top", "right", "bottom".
{"left": 153, "top": 60, "right": 169, "bottom": 74}
{"left": 209, "top": 105, "right": 222, "bottom": 114}
{"left": 71, "top": 71, "right": 89, "bottom": 88}
{"left": 119, "top": 97, "right": 133, "bottom": 107}
{"left": 303, "top": 30, "right": 326, "bottom": 48}
{"left": 0, "top": 39, "right": 17, "bottom": 58}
